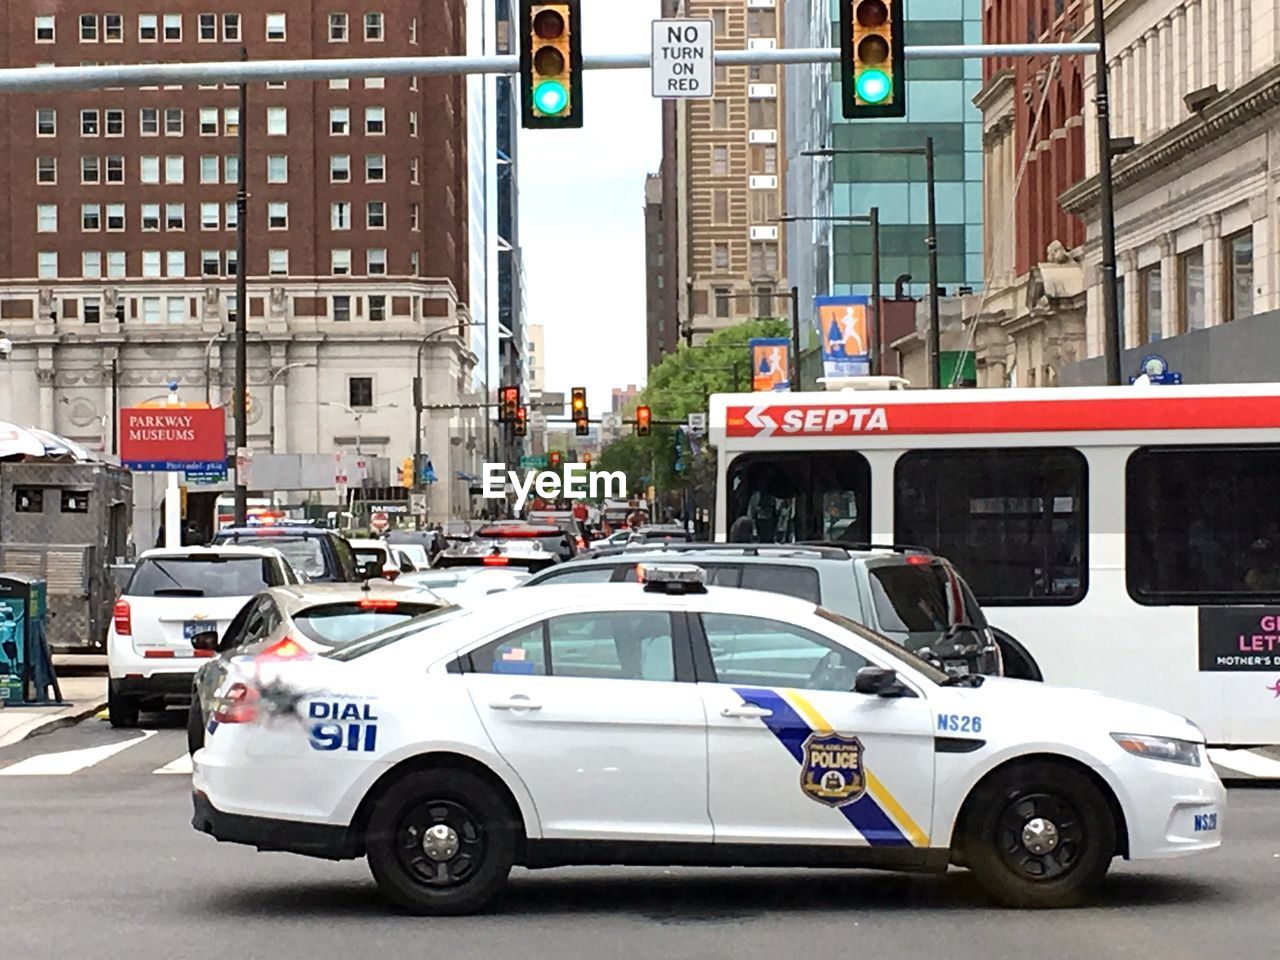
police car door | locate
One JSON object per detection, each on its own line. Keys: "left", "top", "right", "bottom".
{"left": 461, "top": 608, "right": 710, "bottom": 842}
{"left": 694, "top": 612, "right": 935, "bottom": 850}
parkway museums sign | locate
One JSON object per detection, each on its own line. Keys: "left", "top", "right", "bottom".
{"left": 652, "top": 19, "right": 714, "bottom": 99}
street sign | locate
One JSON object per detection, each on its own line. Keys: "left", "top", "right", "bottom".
{"left": 529, "top": 410, "right": 546, "bottom": 429}
{"left": 651, "top": 19, "right": 714, "bottom": 99}
{"left": 687, "top": 412, "right": 707, "bottom": 432}
{"left": 601, "top": 413, "right": 623, "bottom": 432}
{"left": 520, "top": 454, "right": 549, "bottom": 469}
{"left": 370, "top": 511, "right": 389, "bottom": 533}
{"left": 410, "top": 493, "right": 427, "bottom": 516}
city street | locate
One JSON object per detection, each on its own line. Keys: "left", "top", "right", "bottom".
{"left": 1, "top": 715, "right": 1276, "bottom": 960}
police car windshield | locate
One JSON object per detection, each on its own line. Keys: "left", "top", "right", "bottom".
{"left": 815, "top": 607, "right": 950, "bottom": 685}
{"left": 326, "top": 604, "right": 471, "bottom": 661}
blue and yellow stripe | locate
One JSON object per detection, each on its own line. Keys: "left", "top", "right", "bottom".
{"left": 732, "top": 686, "right": 929, "bottom": 848}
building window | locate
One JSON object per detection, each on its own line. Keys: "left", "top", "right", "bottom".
{"left": 329, "top": 13, "right": 348, "bottom": 41}
{"left": 750, "top": 191, "right": 778, "bottom": 224}
{"left": 365, "top": 12, "right": 384, "bottom": 41}
{"left": 199, "top": 107, "right": 217, "bottom": 134}
{"left": 224, "top": 155, "right": 239, "bottom": 183}
{"left": 267, "top": 155, "right": 288, "bottom": 183}
{"left": 331, "top": 249, "right": 352, "bottom": 274}
{"left": 141, "top": 204, "right": 160, "bottom": 230}
{"left": 82, "top": 156, "right": 102, "bottom": 184}
{"left": 333, "top": 295, "right": 352, "bottom": 322}
{"left": 105, "top": 204, "right": 124, "bottom": 230}
{"left": 714, "top": 286, "right": 732, "bottom": 319}
{"left": 750, "top": 241, "right": 779, "bottom": 276}
{"left": 139, "top": 14, "right": 158, "bottom": 41}
{"left": 266, "top": 249, "right": 288, "bottom": 275}
{"left": 158, "top": 107, "right": 181, "bottom": 136}
{"left": 711, "top": 99, "right": 728, "bottom": 128}
{"left": 266, "top": 13, "right": 286, "bottom": 41}
{"left": 409, "top": 158, "right": 419, "bottom": 183}
{"left": 36, "top": 204, "right": 58, "bottom": 233}
{"left": 84, "top": 298, "right": 102, "bottom": 323}
{"left": 225, "top": 201, "right": 238, "bottom": 229}
{"left": 409, "top": 111, "right": 419, "bottom": 137}
{"left": 105, "top": 155, "right": 124, "bottom": 183}
{"left": 164, "top": 155, "right": 184, "bottom": 183}
{"left": 410, "top": 250, "right": 419, "bottom": 274}
{"left": 199, "top": 13, "right": 216, "bottom": 41}
{"left": 748, "top": 99, "right": 778, "bottom": 128}
{"left": 712, "top": 145, "right": 729, "bottom": 176}
{"left": 165, "top": 202, "right": 185, "bottom": 230}
{"left": 141, "top": 107, "right": 160, "bottom": 135}
{"left": 223, "top": 13, "right": 240, "bottom": 41}
{"left": 713, "top": 242, "right": 729, "bottom": 270}
{"left": 365, "top": 154, "right": 386, "bottom": 182}
{"left": 749, "top": 64, "right": 777, "bottom": 82}
{"left": 82, "top": 204, "right": 102, "bottom": 231}
{"left": 365, "top": 106, "right": 385, "bottom": 134}
{"left": 37, "top": 156, "right": 57, "bottom": 184}
{"left": 410, "top": 203, "right": 420, "bottom": 230}
{"left": 330, "top": 155, "right": 351, "bottom": 182}
{"left": 330, "top": 107, "right": 350, "bottom": 135}
{"left": 107, "top": 250, "right": 126, "bottom": 278}
{"left": 201, "top": 250, "right": 220, "bottom": 276}
{"left": 751, "top": 145, "right": 778, "bottom": 175}
{"left": 166, "top": 250, "right": 185, "bottom": 277}
{"left": 1177, "top": 248, "right": 1205, "bottom": 333}
{"left": 161, "top": 13, "right": 181, "bottom": 41}
{"left": 200, "top": 155, "right": 218, "bottom": 183}
{"left": 36, "top": 108, "right": 56, "bottom": 137}
{"left": 713, "top": 189, "right": 729, "bottom": 222}
{"left": 364, "top": 76, "right": 384, "bottom": 89}
{"left": 225, "top": 250, "right": 237, "bottom": 276}
{"left": 895, "top": 448, "right": 1088, "bottom": 605}
{"left": 36, "top": 15, "right": 55, "bottom": 42}
{"left": 140, "top": 155, "right": 160, "bottom": 183}
{"left": 368, "top": 295, "right": 387, "bottom": 321}
{"left": 331, "top": 202, "right": 352, "bottom": 230}
{"left": 226, "top": 292, "right": 237, "bottom": 320}
{"left": 142, "top": 296, "right": 161, "bottom": 323}
{"left": 203, "top": 202, "right": 223, "bottom": 232}
{"left": 367, "top": 249, "right": 387, "bottom": 275}
{"left": 349, "top": 377, "right": 374, "bottom": 407}
{"left": 266, "top": 107, "right": 287, "bottom": 136}
{"left": 105, "top": 108, "right": 125, "bottom": 136}
{"left": 81, "top": 109, "right": 100, "bottom": 136}
{"left": 366, "top": 201, "right": 386, "bottom": 229}
{"left": 105, "top": 14, "right": 123, "bottom": 41}
{"left": 37, "top": 251, "right": 58, "bottom": 278}
{"left": 1136, "top": 263, "right": 1161, "bottom": 344}
{"left": 330, "top": 77, "right": 349, "bottom": 90}
{"left": 1225, "top": 229, "right": 1253, "bottom": 322}
{"left": 755, "top": 285, "right": 776, "bottom": 318}
{"left": 268, "top": 202, "right": 288, "bottom": 229}
{"left": 166, "top": 296, "right": 186, "bottom": 324}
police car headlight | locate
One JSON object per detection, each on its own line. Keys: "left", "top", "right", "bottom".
{"left": 1111, "top": 733, "right": 1201, "bottom": 767}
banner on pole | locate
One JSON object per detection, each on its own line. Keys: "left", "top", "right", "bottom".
{"left": 749, "top": 338, "right": 790, "bottom": 392}
{"left": 815, "top": 295, "right": 871, "bottom": 379}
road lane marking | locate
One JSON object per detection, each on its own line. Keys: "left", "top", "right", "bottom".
{"left": 154, "top": 753, "right": 193, "bottom": 775}
{"left": 0, "top": 731, "right": 157, "bottom": 776}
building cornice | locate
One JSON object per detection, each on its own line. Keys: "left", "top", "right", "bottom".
{"left": 1061, "top": 62, "right": 1280, "bottom": 215}
{"left": 973, "top": 68, "right": 1016, "bottom": 114}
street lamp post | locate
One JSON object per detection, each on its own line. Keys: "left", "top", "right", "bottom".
{"left": 268, "top": 361, "right": 316, "bottom": 452}
{"left": 1092, "top": 0, "right": 1122, "bottom": 386}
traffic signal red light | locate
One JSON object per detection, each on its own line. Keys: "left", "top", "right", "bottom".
{"left": 583, "top": 452, "right": 592, "bottom": 466}
{"left": 514, "top": 405, "right": 528, "bottom": 437}
{"left": 520, "top": 1, "right": 583, "bottom": 129}
{"left": 549, "top": 450, "right": 562, "bottom": 467}
{"left": 635, "top": 405, "right": 651, "bottom": 436}
{"left": 840, "top": 0, "right": 905, "bottom": 118}
{"left": 499, "top": 385, "right": 520, "bottom": 423}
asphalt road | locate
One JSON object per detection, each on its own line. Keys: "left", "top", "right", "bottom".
{"left": 2, "top": 714, "right": 1277, "bottom": 960}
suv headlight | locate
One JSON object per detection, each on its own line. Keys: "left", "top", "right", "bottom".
{"left": 1111, "top": 733, "right": 1201, "bottom": 767}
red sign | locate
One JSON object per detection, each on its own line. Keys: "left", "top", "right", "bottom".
{"left": 120, "top": 406, "right": 227, "bottom": 471}
{"left": 724, "top": 395, "right": 1280, "bottom": 439}
{"left": 370, "top": 512, "right": 389, "bottom": 533}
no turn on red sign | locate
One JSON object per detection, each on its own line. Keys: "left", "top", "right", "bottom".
{"left": 652, "top": 19, "right": 714, "bottom": 99}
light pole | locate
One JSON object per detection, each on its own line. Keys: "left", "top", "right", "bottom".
{"left": 232, "top": 46, "right": 249, "bottom": 526}
{"left": 1092, "top": 0, "right": 1122, "bottom": 385}
{"left": 268, "top": 361, "right": 316, "bottom": 452}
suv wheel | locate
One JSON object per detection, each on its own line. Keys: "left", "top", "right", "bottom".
{"left": 108, "top": 681, "right": 139, "bottom": 728}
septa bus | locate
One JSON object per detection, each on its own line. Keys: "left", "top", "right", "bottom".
{"left": 710, "top": 381, "right": 1280, "bottom": 747}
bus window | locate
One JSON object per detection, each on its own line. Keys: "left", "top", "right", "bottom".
{"left": 726, "top": 452, "right": 870, "bottom": 544}
{"left": 894, "top": 448, "right": 1087, "bottom": 605}
{"left": 1127, "top": 445, "right": 1280, "bottom": 604}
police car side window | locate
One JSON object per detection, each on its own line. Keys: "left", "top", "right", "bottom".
{"left": 546, "top": 612, "right": 676, "bottom": 682}
{"left": 537, "top": 567, "right": 617, "bottom": 585}
{"left": 473, "top": 622, "right": 548, "bottom": 676}
{"left": 700, "top": 613, "right": 869, "bottom": 691}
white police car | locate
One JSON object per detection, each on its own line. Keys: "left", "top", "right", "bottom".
{"left": 191, "top": 565, "right": 1224, "bottom": 915}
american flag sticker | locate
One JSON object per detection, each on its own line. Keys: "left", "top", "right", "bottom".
{"left": 501, "top": 647, "right": 526, "bottom": 661}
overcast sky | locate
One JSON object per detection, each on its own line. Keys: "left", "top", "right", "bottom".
{"left": 516, "top": 0, "right": 662, "bottom": 406}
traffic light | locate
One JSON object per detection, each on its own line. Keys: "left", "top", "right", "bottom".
{"left": 583, "top": 452, "right": 592, "bottom": 466}
{"left": 400, "top": 457, "right": 414, "bottom": 488}
{"left": 549, "top": 450, "right": 562, "bottom": 467}
{"left": 571, "top": 386, "right": 589, "bottom": 436}
{"left": 514, "top": 405, "right": 528, "bottom": 437}
{"left": 840, "top": 0, "right": 906, "bottom": 118}
{"left": 635, "top": 405, "right": 651, "bottom": 436}
{"left": 520, "top": 1, "right": 583, "bottom": 129}
{"left": 499, "top": 384, "right": 520, "bottom": 423}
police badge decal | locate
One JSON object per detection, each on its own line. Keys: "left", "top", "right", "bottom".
{"left": 800, "top": 732, "right": 866, "bottom": 806}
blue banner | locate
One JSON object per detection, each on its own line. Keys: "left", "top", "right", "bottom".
{"left": 749, "top": 338, "right": 791, "bottom": 392}
{"left": 815, "top": 295, "right": 871, "bottom": 379}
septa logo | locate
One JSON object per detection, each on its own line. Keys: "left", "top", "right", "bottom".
{"left": 1267, "top": 679, "right": 1280, "bottom": 698}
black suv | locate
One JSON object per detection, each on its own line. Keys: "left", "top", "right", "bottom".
{"left": 211, "top": 527, "right": 361, "bottom": 583}
{"left": 523, "top": 541, "right": 1037, "bottom": 679}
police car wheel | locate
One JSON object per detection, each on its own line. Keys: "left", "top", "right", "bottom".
{"left": 108, "top": 682, "right": 139, "bottom": 728}
{"left": 366, "top": 769, "right": 516, "bottom": 916}
{"left": 963, "top": 762, "right": 1115, "bottom": 908}
{"left": 186, "top": 699, "right": 204, "bottom": 755}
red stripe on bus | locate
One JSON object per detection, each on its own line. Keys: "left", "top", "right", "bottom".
{"left": 724, "top": 396, "right": 1280, "bottom": 438}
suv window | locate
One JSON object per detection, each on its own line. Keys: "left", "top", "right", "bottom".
{"left": 331, "top": 535, "right": 360, "bottom": 580}
{"left": 700, "top": 612, "right": 869, "bottom": 690}
{"left": 533, "top": 567, "right": 617, "bottom": 585}
{"left": 740, "top": 565, "right": 820, "bottom": 603}
{"left": 128, "top": 555, "right": 277, "bottom": 597}
{"left": 868, "top": 563, "right": 975, "bottom": 636}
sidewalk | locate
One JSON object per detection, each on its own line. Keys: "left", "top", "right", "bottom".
{"left": 0, "top": 660, "right": 107, "bottom": 749}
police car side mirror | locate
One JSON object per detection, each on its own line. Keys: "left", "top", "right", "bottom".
{"left": 854, "top": 666, "right": 908, "bottom": 697}
{"left": 191, "top": 630, "right": 219, "bottom": 652}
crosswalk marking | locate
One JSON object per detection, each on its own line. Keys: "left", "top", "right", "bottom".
{"left": 153, "top": 753, "right": 193, "bottom": 775}
{"left": 0, "top": 730, "right": 157, "bottom": 777}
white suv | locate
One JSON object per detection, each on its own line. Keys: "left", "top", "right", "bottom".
{"left": 108, "top": 546, "right": 298, "bottom": 727}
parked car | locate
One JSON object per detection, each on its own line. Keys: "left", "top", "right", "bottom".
{"left": 385, "top": 530, "right": 445, "bottom": 569}
{"left": 522, "top": 542, "right": 1016, "bottom": 679}
{"left": 107, "top": 545, "right": 298, "bottom": 727}
{"left": 187, "top": 581, "right": 445, "bottom": 753}
{"left": 212, "top": 526, "right": 361, "bottom": 583}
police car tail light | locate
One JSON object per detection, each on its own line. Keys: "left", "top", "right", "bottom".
{"left": 905, "top": 554, "right": 932, "bottom": 565}
{"left": 483, "top": 555, "right": 510, "bottom": 566}
{"left": 640, "top": 563, "right": 708, "bottom": 594}
{"left": 113, "top": 598, "right": 132, "bottom": 636}
{"left": 358, "top": 598, "right": 399, "bottom": 610}
{"left": 258, "top": 637, "right": 306, "bottom": 660}
{"left": 212, "top": 682, "right": 259, "bottom": 724}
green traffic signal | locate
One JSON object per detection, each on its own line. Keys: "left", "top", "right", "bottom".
{"left": 855, "top": 69, "right": 891, "bottom": 104}
{"left": 533, "top": 79, "right": 569, "bottom": 116}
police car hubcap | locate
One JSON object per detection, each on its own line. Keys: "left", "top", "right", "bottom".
{"left": 423, "top": 824, "right": 461, "bottom": 861}
{"left": 1020, "top": 817, "right": 1059, "bottom": 855}
{"left": 398, "top": 800, "right": 486, "bottom": 887}
{"left": 996, "top": 792, "right": 1084, "bottom": 881}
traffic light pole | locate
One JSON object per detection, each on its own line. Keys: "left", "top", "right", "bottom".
{"left": 1092, "top": 0, "right": 1123, "bottom": 386}
{"left": 232, "top": 48, "right": 249, "bottom": 527}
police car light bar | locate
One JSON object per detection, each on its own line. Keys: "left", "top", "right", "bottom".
{"left": 640, "top": 564, "right": 708, "bottom": 594}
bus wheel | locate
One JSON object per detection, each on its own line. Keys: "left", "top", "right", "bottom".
{"left": 962, "top": 761, "right": 1115, "bottom": 908}
{"left": 992, "top": 628, "right": 1042, "bottom": 681}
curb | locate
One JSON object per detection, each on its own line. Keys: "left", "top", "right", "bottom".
{"left": 0, "top": 700, "right": 108, "bottom": 749}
